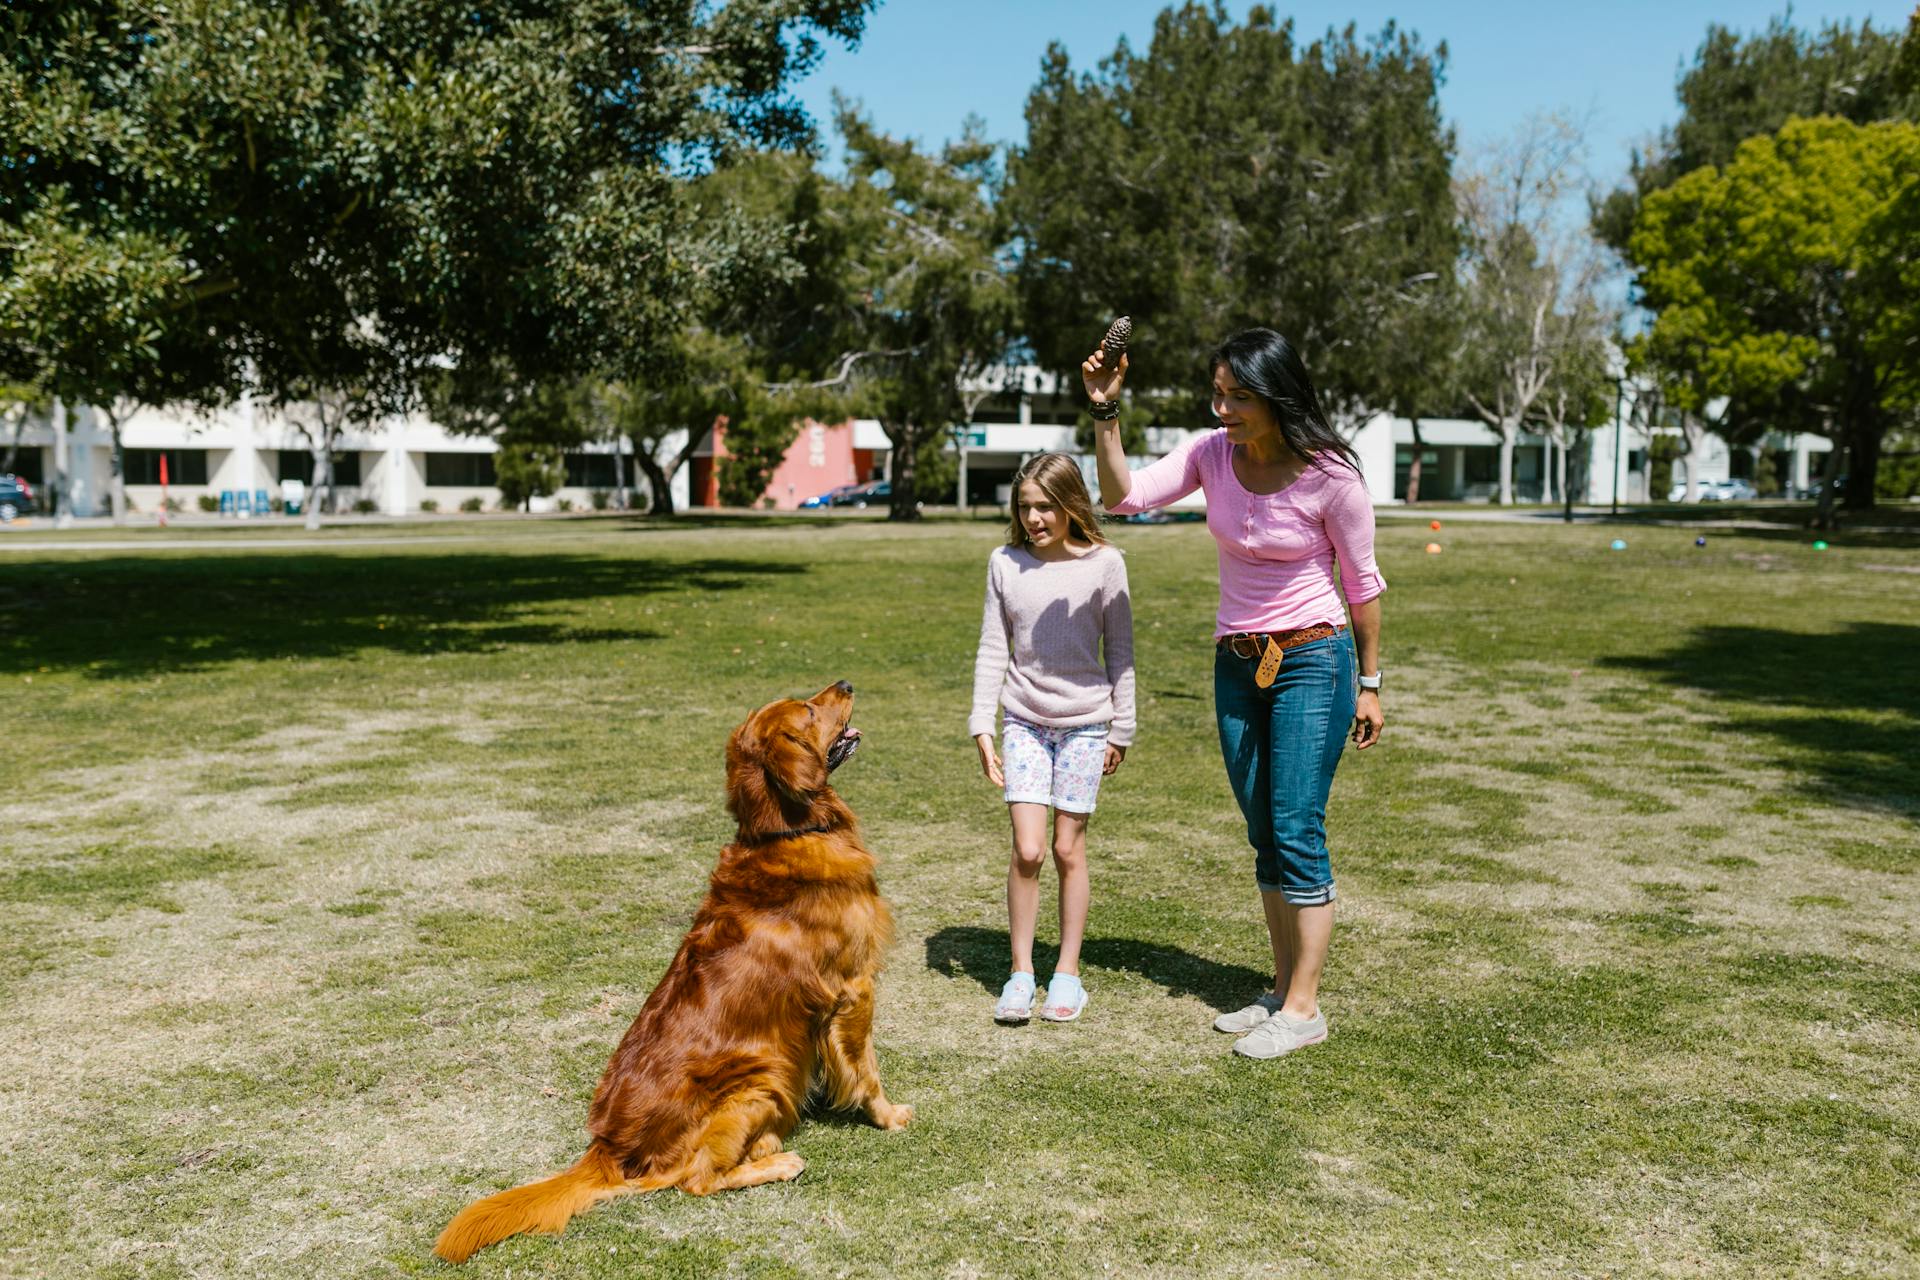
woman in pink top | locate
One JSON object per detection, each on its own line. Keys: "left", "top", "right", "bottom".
{"left": 1085, "top": 327, "right": 1385, "bottom": 1062}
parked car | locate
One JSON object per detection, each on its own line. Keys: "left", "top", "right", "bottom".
{"left": 0, "top": 474, "right": 36, "bottom": 522}
{"left": 849, "top": 482, "right": 890, "bottom": 509}
{"left": 828, "top": 481, "right": 885, "bottom": 507}
{"left": 1666, "top": 479, "right": 1753, "bottom": 502}
{"left": 801, "top": 484, "right": 861, "bottom": 509}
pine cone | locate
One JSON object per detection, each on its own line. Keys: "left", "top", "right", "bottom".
{"left": 1101, "top": 316, "right": 1132, "bottom": 357}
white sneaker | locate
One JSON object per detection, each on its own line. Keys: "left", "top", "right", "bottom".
{"left": 1232, "top": 1009, "right": 1328, "bottom": 1059}
{"left": 994, "top": 974, "right": 1036, "bottom": 1024}
{"left": 1213, "top": 994, "right": 1284, "bottom": 1034}
{"left": 1037, "top": 973, "right": 1087, "bottom": 1022}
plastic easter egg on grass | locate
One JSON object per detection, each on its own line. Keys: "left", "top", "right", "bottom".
{"left": 1425, "top": 542, "right": 1442, "bottom": 555}
{"left": 1429, "top": 519, "right": 1442, "bottom": 531}
{"left": 1695, "top": 536, "right": 1707, "bottom": 547}
{"left": 1610, "top": 539, "right": 1627, "bottom": 551}
{"left": 1812, "top": 540, "right": 1829, "bottom": 551}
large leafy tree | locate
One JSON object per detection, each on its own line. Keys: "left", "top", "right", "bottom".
{"left": 1590, "top": 13, "right": 1917, "bottom": 513}
{"left": 767, "top": 105, "right": 1017, "bottom": 521}
{"left": 1007, "top": 3, "right": 1457, "bottom": 432}
{"left": 1628, "top": 115, "right": 1920, "bottom": 522}
{"left": 1594, "top": 15, "right": 1916, "bottom": 254}
{"left": 3, "top": 0, "right": 873, "bottom": 516}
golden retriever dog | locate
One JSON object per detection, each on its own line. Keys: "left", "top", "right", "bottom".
{"left": 434, "top": 680, "right": 910, "bottom": 1263}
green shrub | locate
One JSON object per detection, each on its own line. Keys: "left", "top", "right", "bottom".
{"left": 494, "top": 442, "right": 565, "bottom": 510}
{"left": 351, "top": 498, "right": 378, "bottom": 514}
{"left": 419, "top": 499, "right": 439, "bottom": 513}
{"left": 589, "top": 488, "right": 611, "bottom": 510}
{"left": 557, "top": 498, "right": 574, "bottom": 513}
{"left": 459, "top": 495, "right": 484, "bottom": 513}
{"left": 197, "top": 494, "right": 220, "bottom": 513}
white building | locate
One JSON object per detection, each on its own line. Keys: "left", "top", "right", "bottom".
{"left": 4, "top": 366, "right": 1833, "bottom": 519}
{"left": 6, "top": 397, "right": 681, "bottom": 518}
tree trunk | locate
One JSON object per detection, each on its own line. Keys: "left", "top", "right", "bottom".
{"left": 1497, "top": 422, "right": 1516, "bottom": 505}
{"left": 304, "top": 438, "right": 331, "bottom": 531}
{"left": 1842, "top": 420, "right": 1879, "bottom": 512}
{"left": 1404, "top": 417, "right": 1424, "bottom": 505}
{"left": 887, "top": 424, "right": 922, "bottom": 522}
{"left": 0, "top": 406, "right": 23, "bottom": 474}
{"left": 51, "top": 398, "right": 72, "bottom": 528}
{"left": 1679, "top": 417, "right": 1705, "bottom": 503}
{"left": 631, "top": 435, "right": 674, "bottom": 515}
{"left": 1813, "top": 438, "right": 1843, "bottom": 530}
{"left": 105, "top": 406, "right": 128, "bottom": 526}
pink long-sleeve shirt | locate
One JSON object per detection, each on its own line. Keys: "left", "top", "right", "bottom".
{"left": 1107, "top": 429, "right": 1386, "bottom": 637}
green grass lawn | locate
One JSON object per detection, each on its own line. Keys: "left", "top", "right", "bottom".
{"left": 1, "top": 515, "right": 1915, "bottom": 1279}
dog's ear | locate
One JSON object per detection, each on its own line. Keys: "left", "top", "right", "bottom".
{"left": 763, "top": 728, "right": 828, "bottom": 806}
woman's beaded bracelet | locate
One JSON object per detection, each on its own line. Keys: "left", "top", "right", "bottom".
{"left": 1088, "top": 399, "right": 1121, "bottom": 421}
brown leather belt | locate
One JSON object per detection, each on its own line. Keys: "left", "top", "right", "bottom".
{"left": 1217, "top": 623, "right": 1342, "bottom": 660}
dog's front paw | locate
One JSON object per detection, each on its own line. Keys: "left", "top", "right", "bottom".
{"left": 873, "top": 1102, "right": 913, "bottom": 1131}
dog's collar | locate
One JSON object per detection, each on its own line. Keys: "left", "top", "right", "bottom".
{"left": 739, "top": 820, "right": 834, "bottom": 845}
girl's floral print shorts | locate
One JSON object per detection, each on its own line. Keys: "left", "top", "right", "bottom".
{"left": 1001, "top": 716, "right": 1110, "bottom": 814}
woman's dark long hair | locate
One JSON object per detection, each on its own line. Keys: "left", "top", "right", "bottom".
{"left": 1209, "top": 328, "right": 1361, "bottom": 474}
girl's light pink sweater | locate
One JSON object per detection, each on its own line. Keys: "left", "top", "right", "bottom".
{"left": 968, "top": 543, "right": 1136, "bottom": 746}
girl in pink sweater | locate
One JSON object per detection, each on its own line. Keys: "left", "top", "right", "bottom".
{"left": 970, "top": 453, "right": 1135, "bottom": 1025}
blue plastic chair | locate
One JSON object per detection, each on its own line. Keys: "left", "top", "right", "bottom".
{"left": 219, "top": 489, "right": 235, "bottom": 515}
{"left": 255, "top": 489, "right": 271, "bottom": 514}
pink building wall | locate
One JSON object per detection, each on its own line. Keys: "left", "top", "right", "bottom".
{"left": 762, "top": 418, "right": 860, "bottom": 509}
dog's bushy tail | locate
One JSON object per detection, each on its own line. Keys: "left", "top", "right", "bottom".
{"left": 433, "top": 1142, "right": 628, "bottom": 1263}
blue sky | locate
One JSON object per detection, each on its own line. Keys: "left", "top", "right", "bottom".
{"left": 791, "top": 2, "right": 1896, "bottom": 184}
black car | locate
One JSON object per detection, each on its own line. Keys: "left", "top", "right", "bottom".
{"left": 0, "top": 474, "right": 36, "bottom": 522}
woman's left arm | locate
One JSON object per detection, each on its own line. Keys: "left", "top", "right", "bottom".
{"left": 1347, "top": 597, "right": 1383, "bottom": 749}
{"left": 1324, "top": 471, "right": 1386, "bottom": 750}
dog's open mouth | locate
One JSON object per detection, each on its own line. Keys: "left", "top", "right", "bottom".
{"left": 826, "top": 725, "right": 861, "bottom": 772}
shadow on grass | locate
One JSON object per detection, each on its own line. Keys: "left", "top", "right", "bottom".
{"left": 924, "top": 925, "right": 1267, "bottom": 1014}
{"left": 1601, "top": 621, "right": 1920, "bottom": 816}
{"left": 0, "top": 553, "right": 806, "bottom": 677}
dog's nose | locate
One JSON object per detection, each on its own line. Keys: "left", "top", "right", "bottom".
{"left": 835, "top": 680, "right": 853, "bottom": 695}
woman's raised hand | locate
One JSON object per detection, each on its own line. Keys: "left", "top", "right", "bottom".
{"left": 1081, "top": 348, "right": 1128, "bottom": 405}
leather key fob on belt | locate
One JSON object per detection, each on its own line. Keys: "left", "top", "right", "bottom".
{"left": 1254, "top": 637, "right": 1284, "bottom": 688}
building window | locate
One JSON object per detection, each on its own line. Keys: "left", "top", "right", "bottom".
{"left": 564, "top": 452, "right": 617, "bottom": 487}
{"left": 424, "top": 453, "right": 496, "bottom": 486}
{"left": 277, "top": 449, "right": 362, "bottom": 486}
{"left": 122, "top": 448, "right": 210, "bottom": 485}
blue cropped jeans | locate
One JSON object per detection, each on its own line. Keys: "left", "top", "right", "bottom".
{"left": 1213, "top": 633, "right": 1356, "bottom": 905}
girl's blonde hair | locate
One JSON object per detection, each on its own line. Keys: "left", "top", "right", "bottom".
{"left": 1006, "top": 453, "right": 1110, "bottom": 549}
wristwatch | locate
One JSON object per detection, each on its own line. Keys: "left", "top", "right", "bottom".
{"left": 1358, "top": 673, "right": 1383, "bottom": 692}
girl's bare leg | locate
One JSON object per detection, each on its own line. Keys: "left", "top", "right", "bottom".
{"left": 1007, "top": 802, "right": 1050, "bottom": 974}
{"left": 1050, "top": 810, "right": 1090, "bottom": 976}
